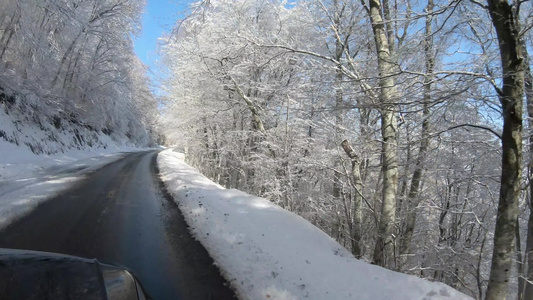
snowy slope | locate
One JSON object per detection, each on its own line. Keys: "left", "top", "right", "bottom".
{"left": 157, "top": 149, "right": 473, "bottom": 300}
{"left": 0, "top": 100, "right": 142, "bottom": 157}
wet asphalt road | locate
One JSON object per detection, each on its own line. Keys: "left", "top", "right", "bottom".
{"left": 0, "top": 151, "right": 236, "bottom": 300}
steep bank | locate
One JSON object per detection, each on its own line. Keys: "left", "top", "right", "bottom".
{"left": 0, "top": 86, "right": 154, "bottom": 156}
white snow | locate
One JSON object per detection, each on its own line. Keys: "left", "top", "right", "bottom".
{"left": 0, "top": 98, "right": 156, "bottom": 229}
{"left": 157, "top": 149, "right": 473, "bottom": 300}
{"left": 0, "top": 139, "right": 152, "bottom": 229}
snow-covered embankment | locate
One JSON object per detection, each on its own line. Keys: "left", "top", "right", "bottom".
{"left": 157, "top": 149, "right": 472, "bottom": 300}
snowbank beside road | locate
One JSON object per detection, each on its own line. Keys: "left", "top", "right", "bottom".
{"left": 157, "top": 149, "right": 472, "bottom": 300}
{"left": 0, "top": 140, "right": 152, "bottom": 229}
{"left": 0, "top": 139, "right": 145, "bottom": 182}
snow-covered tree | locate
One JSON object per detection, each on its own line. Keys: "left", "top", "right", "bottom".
{"left": 160, "top": 0, "right": 533, "bottom": 298}
{"left": 0, "top": 0, "right": 158, "bottom": 148}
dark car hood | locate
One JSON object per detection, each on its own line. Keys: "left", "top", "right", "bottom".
{"left": 0, "top": 248, "right": 146, "bottom": 300}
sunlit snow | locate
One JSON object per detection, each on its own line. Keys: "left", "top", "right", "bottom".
{"left": 158, "top": 149, "right": 473, "bottom": 300}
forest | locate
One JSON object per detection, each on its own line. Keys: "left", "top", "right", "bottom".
{"left": 0, "top": 0, "right": 159, "bottom": 150}
{"left": 1, "top": 0, "right": 532, "bottom": 298}
{"left": 160, "top": 0, "right": 533, "bottom": 299}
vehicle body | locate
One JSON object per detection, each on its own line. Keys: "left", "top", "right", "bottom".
{"left": 0, "top": 248, "right": 149, "bottom": 300}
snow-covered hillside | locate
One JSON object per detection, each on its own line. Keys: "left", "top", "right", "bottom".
{"left": 1, "top": 101, "right": 137, "bottom": 156}
{"left": 158, "top": 149, "right": 472, "bottom": 300}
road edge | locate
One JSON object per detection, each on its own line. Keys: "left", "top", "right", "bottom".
{"left": 153, "top": 150, "right": 241, "bottom": 300}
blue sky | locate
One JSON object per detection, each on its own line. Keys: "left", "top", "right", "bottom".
{"left": 133, "top": 1, "right": 187, "bottom": 91}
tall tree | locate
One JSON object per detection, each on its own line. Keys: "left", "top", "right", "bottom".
{"left": 398, "top": 0, "right": 434, "bottom": 265}
{"left": 0, "top": 0, "right": 156, "bottom": 149}
{"left": 366, "top": 0, "right": 400, "bottom": 268}
{"left": 485, "top": 0, "right": 524, "bottom": 297}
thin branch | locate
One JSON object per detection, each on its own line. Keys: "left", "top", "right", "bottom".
{"left": 436, "top": 123, "right": 503, "bottom": 140}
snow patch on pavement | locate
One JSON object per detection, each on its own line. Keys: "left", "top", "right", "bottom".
{"left": 0, "top": 139, "right": 153, "bottom": 229}
{"left": 157, "top": 149, "right": 473, "bottom": 300}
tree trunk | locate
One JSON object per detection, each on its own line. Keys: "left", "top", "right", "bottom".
{"left": 52, "top": 29, "right": 83, "bottom": 88}
{"left": 341, "top": 140, "right": 363, "bottom": 258}
{"left": 517, "top": 218, "right": 524, "bottom": 300}
{"left": 398, "top": 0, "right": 434, "bottom": 265}
{"left": 332, "top": 0, "right": 345, "bottom": 200}
{"left": 368, "top": 0, "right": 400, "bottom": 268}
{"left": 485, "top": 0, "right": 524, "bottom": 298}
{"left": 0, "top": 9, "right": 19, "bottom": 61}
